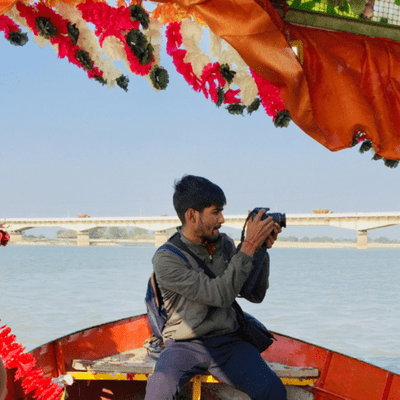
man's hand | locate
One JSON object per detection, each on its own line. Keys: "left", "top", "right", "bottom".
{"left": 241, "top": 209, "right": 275, "bottom": 256}
{"left": 265, "top": 223, "right": 281, "bottom": 248}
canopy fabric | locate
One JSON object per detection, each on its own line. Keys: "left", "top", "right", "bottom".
{"left": 158, "top": 0, "right": 400, "bottom": 160}
{"left": 288, "top": 24, "right": 400, "bottom": 160}
{"left": 0, "top": 0, "right": 17, "bottom": 14}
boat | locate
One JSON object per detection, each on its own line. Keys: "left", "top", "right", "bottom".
{"left": 3, "top": 313, "right": 400, "bottom": 400}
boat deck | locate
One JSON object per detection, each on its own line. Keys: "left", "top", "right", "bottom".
{"left": 68, "top": 348, "right": 319, "bottom": 400}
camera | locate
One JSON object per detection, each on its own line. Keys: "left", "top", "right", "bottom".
{"left": 250, "top": 208, "right": 286, "bottom": 228}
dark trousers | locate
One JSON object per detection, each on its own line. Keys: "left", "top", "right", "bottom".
{"left": 144, "top": 333, "right": 287, "bottom": 400}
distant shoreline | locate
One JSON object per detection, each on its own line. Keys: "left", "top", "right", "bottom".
{"left": 8, "top": 239, "right": 400, "bottom": 249}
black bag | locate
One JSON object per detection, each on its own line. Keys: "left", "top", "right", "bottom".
{"left": 169, "top": 233, "right": 275, "bottom": 353}
{"left": 235, "top": 309, "right": 275, "bottom": 353}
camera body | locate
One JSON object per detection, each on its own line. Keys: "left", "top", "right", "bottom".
{"left": 250, "top": 208, "right": 286, "bottom": 228}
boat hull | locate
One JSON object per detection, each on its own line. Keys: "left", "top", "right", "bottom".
{"left": 5, "top": 314, "right": 400, "bottom": 400}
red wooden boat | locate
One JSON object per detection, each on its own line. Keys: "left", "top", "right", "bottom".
{"left": 3, "top": 313, "right": 400, "bottom": 400}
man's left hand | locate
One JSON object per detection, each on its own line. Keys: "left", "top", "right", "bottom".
{"left": 265, "top": 223, "right": 281, "bottom": 248}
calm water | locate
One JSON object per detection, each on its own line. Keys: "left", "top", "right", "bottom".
{"left": 1, "top": 245, "right": 399, "bottom": 374}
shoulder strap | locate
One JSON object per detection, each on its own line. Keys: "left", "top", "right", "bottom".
{"left": 168, "top": 233, "right": 216, "bottom": 279}
{"left": 168, "top": 233, "right": 246, "bottom": 322}
{"left": 158, "top": 242, "right": 189, "bottom": 263}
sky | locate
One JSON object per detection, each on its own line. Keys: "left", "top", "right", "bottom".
{"left": 1, "top": 22, "right": 400, "bottom": 241}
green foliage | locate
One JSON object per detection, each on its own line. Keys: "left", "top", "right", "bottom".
{"left": 67, "top": 23, "right": 79, "bottom": 46}
{"left": 274, "top": 110, "right": 291, "bottom": 128}
{"left": 359, "top": 140, "right": 372, "bottom": 153}
{"left": 383, "top": 159, "right": 399, "bottom": 168}
{"left": 126, "top": 30, "right": 154, "bottom": 65}
{"left": 247, "top": 98, "right": 261, "bottom": 115}
{"left": 298, "top": 0, "right": 318, "bottom": 11}
{"left": 35, "top": 17, "right": 57, "bottom": 39}
{"left": 216, "top": 87, "right": 224, "bottom": 107}
{"left": 89, "top": 228, "right": 107, "bottom": 239}
{"left": 226, "top": 103, "right": 246, "bottom": 115}
{"left": 108, "top": 227, "right": 128, "bottom": 239}
{"left": 75, "top": 49, "right": 94, "bottom": 71}
{"left": 116, "top": 75, "right": 129, "bottom": 92}
{"left": 7, "top": 31, "right": 28, "bottom": 46}
{"left": 57, "top": 229, "right": 77, "bottom": 238}
{"left": 129, "top": 227, "right": 151, "bottom": 237}
{"left": 94, "top": 76, "right": 107, "bottom": 85}
{"left": 149, "top": 66, "right": 169, "bottom": 90}
{"left": 220, "top": 64, "right": 236, "bottom": 84}
{"left": 129, "top": 4, "right": 150, "bottom": 29}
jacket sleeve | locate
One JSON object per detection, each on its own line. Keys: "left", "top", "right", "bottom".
{"left": 153, "top": 249, "right": 254, "bottom": 308}
{"left": 236, "top": 243, "right": 270, "bottom": 303}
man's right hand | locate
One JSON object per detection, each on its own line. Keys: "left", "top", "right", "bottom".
{"left": 241, "top": 209, "right": 275, "bottom": 256}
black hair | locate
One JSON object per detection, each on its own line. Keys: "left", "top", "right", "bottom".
{"left": 173, "top": 175, "right": 226, "bottom": 224}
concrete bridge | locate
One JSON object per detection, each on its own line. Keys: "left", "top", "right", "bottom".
{"left": 2, "top": 211, "right": 400, "bottom": 249}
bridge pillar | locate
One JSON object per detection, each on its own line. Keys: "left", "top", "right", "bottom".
{"left": 10, "top": 231, "right": 23, "bottom": 243}
{"left": 77, "top": 232, "right": 90, "bottom": 246}
{"left": 154, "top": 230, "right": 169, "bottom": 247}
{"left": 357, "top": 230, "right": 368, "bottom": 250}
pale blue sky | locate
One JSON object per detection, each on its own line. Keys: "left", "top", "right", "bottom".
{"left": 1, "top": 27, "right": 399, "bottom": 240}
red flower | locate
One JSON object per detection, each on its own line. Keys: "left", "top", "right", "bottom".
{"left": 250, "top": 68, "right": 284, "bottom": 118}
{"left": 0, "top": 14, "right": 21, "bottom": 38}
{"left": 0, "top": 230, "right": 10, "bottom": 246}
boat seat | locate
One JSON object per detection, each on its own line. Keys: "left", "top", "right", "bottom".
{"left": 69, "top": 348, "right": 319, "bottom": 400}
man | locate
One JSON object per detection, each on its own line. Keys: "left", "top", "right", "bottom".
{"left": 145, "top": 175, "right": 287, "bottom": 400}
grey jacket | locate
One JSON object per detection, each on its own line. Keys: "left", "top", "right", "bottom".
{"left": 152, "top": 231, "right": 270, "bottom": 341}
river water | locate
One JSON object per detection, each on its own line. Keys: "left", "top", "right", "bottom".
{"left": 1, "top": 244, "right": 399, "bottom": 374}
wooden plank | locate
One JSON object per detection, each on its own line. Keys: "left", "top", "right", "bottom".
{"left": 72, "top": 348, "right": 319, "bottom": 379}
{"left": 72, "top": 348, "right": 156, "bottom": 374}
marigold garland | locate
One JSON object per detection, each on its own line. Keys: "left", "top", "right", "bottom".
{"left": 77, "top": 0, "right": 154, "bottom": 76}
{"left": 16, "top": 1, "right": 105, "bottom": 82}
{"left": 0, "top": 224, "right": 10, "bottom": 246}
{"left": 250, "top": 68, "right": 286, "bottom": 120}
{"left": 352, "top": 132, "right": 399, "bottom": 168}
{"left": 3, "top": 0, "right": 289, "bottom": 129}
{"left": 151, "top": 3, "right": 206, "bottom": 26}
{"left": 0, "top": 13, "right": 27, "bottom": 45}
{"left": 0, "top": 322, "right": 64, "bottom": 400}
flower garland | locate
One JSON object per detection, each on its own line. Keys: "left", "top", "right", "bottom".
{"left": 165, "top": 20, "right": 289, "bottom": 122}
{"left": 352, "top": 132, "right": 399, "bottom": 168}
{"left": 3, "top": 0, "right": 286, "bottom": 121}
{"left": 15, "top": 1, "right": 106, "bottom": 82}
{"left": 76, "top": 0, "right": 167, "bottom": 90}
{"left": 0, "top": 322, "right": 64, "bottom": 400}
{"left": 0, "top": 224, "right": 10, "bottom": 246}
{"left": 250, "top": 68, "right": 290, "bottom": 127}
{"left": 54, "top": 2, "right": 124, "bottom": 89}
{"left": 0, "top": 13, "right": 27, "bottom": 45}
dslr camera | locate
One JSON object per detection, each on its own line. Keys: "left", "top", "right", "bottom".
{"left": 250, "top": 208, "right": 286, "bottom": 228}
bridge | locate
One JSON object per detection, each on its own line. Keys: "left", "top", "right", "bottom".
{"left": 2, "top": 211, "right": 400, "bottom": 249}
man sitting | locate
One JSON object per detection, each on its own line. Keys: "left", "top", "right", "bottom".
{"left": 145, "top": 175, "right": 287, "bottom": 400}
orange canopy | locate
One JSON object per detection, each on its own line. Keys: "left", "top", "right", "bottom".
{"left": 0, "top": 0, "right": 16, "bottom": 14}
{"left": 157, "top": 0, "right": 400, "bottom": 160}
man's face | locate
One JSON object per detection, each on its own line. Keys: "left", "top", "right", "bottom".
{"left": 196, "top": 205, "right": 225, "bottom": 241}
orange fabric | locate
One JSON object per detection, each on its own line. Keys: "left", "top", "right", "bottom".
{"left": 288, "top": 24, "right": 400, "bottom": 159}
{"left": 160, "top": 0, "right": 400, "bottom": 160}
{"left": 0, "top": 0, "right": 17, "bottom": 15}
